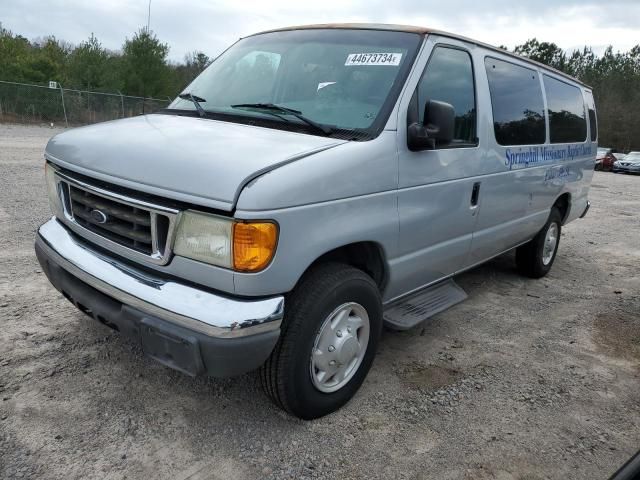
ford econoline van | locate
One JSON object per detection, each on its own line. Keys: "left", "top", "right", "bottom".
{"left": 36, "top": 24, "right": 595, "bottom": 419}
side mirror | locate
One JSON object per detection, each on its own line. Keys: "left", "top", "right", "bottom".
{"left": 407, "top": 100, "right": 455, "bottom": 151}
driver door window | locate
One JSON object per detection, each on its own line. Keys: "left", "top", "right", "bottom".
{"left": 411, "top": 46, "right": 477, "bottom": 147}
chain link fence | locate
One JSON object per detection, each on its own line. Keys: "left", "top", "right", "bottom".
{"left": 0, "top": 80, "right": 172, "bottom": 126}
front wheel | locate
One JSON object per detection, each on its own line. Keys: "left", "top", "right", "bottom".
{"left": 515, "top": 207, "right": 562, "bottom": 278}
{"left": 260, "top": 263, "right": 382, "bottom": 419}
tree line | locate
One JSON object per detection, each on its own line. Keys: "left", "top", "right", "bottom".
{"left": 0, "top": 24, "right": 211, "bottom": 100}
{"left": 510, "top": 39, "right": 640, "bottom": 152}
{"left": 1, "top": 25, "right": 638, "bottom": 151}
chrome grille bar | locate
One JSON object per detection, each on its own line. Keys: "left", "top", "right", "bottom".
{"left": 51, "top": 168, "right": 179, "bottom": 266}
{"left": 69, "top": 188, "right": 152, "bottom": 226}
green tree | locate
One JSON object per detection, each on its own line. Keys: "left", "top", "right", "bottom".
{"left": 121, "top": 28, "right": 170, "bottom": 98}
{"left": 28, "top": 37, "right": 70, "bottom": 84}
{"left": 171, "top": 50, "right": 211, "bottom": 92}
{"left": 565, "top": 47, "right": 596, "bottom": 79}
{"left": 67, "top": 33, "right": 111, "bottom": 90}
{"left": 0, "top": 24, "right": 33, "bottom": 81}
{"left": 514, "top": 38, "right": 568, "bottom": 71}
{"left": 0, "top": 27, "right": 70, "bottom": 84}
{"left": 185, "top": 51, "right": 211, "bottom": 72}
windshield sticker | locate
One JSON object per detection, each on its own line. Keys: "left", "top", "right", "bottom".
{"left": 345, "top": 53, "right": 402, "bottom": 66}
{"left": 317, "top": 81, "right": 337, "bottom": 91}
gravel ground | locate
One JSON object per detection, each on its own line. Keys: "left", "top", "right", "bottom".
{"left": 1, "top": 123, "right": 639, "bottom": 480}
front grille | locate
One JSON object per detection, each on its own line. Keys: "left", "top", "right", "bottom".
{"left": 69, "top": 185, "right": 155, "bottom": 254}
{"left": 52, "top": 168, "right": 179, "bottom": 265}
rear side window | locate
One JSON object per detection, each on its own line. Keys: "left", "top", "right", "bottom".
{"left": 414, "top": 46, "right": 477, "bottom": 147}
{"left": 484, "top": 57, "right": 546, "bottom": 146}
{"left": 585, "top": 91, "right": 597, "bottom": 141}
{"left": 543, "top": 75, "right": 587, "bottom": 143}
{"left": 588, "top": 110, "right": 597, "bottom": 141}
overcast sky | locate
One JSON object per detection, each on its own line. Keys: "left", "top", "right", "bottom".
{"left": 3, "top": 0, "right": 639, "bottom": 62}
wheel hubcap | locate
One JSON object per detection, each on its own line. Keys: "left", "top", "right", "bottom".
{"left": 310, "top": 302, "right": 370, "bottom": 393}
{"left": 542, "top": 222, "right": 559, "bottom": 265}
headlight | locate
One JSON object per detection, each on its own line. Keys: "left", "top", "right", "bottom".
{"left": 173, "top": 211, "right": 278, "bottom": 272}
{"left": 45, "top": 162, "right": 64, "bottom": 218}
{"left": 174, "top": 211, "right": 233, "bottom": 268}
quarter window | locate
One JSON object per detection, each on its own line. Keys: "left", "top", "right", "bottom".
{"left": 588, "top": 108, "right": 597, "bottom": 141}
{"left": 543, "top": 75, "right": 588, "bottom": 143}
{"left": 413, "top": 46, "right": 477, "bottom": 147}
{"left": 485, "top": 57, "right": 546, "bottom": 146}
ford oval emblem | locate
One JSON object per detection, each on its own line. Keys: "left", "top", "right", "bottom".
{"left": 90, "top": 209, "right": 108, "bottom": 224}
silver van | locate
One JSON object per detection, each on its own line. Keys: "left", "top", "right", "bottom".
{"left": 35, "top": 24, "right": 596, "bottom": 419}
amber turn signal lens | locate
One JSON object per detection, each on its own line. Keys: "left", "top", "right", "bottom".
{"left": 233, "top": 222, "right": 278, "bottom": 272}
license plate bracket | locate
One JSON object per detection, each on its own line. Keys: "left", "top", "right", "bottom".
{"left": 139, "top": 317, "right": 205, "bottom": 377}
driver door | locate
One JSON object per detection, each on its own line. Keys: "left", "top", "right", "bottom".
{"left": 388, "top": 39, "right": 481, "bottom": 300}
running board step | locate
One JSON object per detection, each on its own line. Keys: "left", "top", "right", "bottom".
{"left": 383, "top": 279, "right": 467, "bottom": 330}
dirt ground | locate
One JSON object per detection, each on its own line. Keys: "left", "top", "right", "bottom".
{"left": 1, "top": 123, "right": 639, "bottom": 480}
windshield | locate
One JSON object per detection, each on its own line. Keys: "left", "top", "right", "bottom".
{"left": 168, "top": 29, "right": 422, "bottom": 139}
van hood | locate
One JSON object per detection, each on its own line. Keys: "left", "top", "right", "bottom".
{"left": 45, "top": 114, "right": 347, "bottom": 211}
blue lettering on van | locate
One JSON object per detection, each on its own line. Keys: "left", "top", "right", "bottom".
{"left": 505, "top": 144, "right": 594, "bottom": 170}
{"left": 544, "top": 165, "right": 570, "bottom": 182}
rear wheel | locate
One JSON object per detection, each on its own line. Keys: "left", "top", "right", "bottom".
{"left": 260, "top": 263, "right": 382, "bottom": 419}
{"left": 516, "top": 207, "right": 562, "bottom": 278}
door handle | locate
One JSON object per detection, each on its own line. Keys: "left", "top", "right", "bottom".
{"left": 470, "top": 182, "right": 481, "bottom": 207}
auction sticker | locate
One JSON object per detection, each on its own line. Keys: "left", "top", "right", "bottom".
{"left": 345, "top": 53, "right": 402, "bottom": 66}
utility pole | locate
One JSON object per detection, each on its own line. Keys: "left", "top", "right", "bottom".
{"left": 143, "top": 0, "right": 151, "bottom": 113}
{"left": 146, "top": 0, "right": 151, "bottom": 32}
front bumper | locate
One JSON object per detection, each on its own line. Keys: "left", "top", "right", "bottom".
{"left": 35, "top": 218, "right": 284, "bottom": 377}
{"left": 615, "top": 165, "right": 640, "bottom": 173}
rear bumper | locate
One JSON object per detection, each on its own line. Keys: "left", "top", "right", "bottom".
{"left": 35, "top": 218, "right": 284, "bottom": 377}
{"left": 580, "top": 201, "right": 590, "bottom": 218}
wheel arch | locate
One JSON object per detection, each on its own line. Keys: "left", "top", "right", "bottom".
{"left": 553, "top": 192, "right": 571, "bottom": 224}
{"left": 301, "top": 241, "right": 389, "bottom": 294}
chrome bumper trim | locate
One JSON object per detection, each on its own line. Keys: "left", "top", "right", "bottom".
{"left": 36, "top": 218, "right": 284, "bottom": 339}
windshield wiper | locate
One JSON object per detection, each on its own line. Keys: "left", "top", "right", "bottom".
{"left": 178, "top": 92, "right": 207, "bottom": 118}
{"left": 230, "top": 103, "right": 332, "bottom": 135}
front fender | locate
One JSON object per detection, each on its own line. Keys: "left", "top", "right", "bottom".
{"left": 233, "top": 190, "right": 399, "bottom": 299}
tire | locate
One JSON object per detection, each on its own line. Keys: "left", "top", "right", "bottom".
{"left": 515, "top": 207, "right": 562, "bottom": 278}
{"left": 260, "top": 262, "right": 382, "bottom": 420}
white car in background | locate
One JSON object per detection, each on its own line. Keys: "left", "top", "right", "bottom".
{"left": 613, "top": 151, "right": 640, "bottom": 173}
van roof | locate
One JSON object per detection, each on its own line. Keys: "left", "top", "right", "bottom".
{"left": 252, "top": 23, "right": 589, "bottom": 89}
